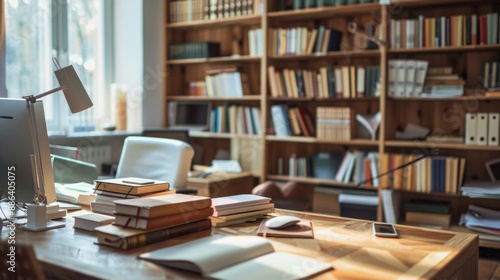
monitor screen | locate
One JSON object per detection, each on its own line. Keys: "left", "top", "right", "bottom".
{"left": 0, "top": 98, "right": 57, "bottom": 205}
{"left": 168, "top": 102, "right": 210, "bottom": 131}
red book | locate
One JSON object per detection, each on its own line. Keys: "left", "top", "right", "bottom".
{"left": 479, "top": 15, "right": 486, "bottom": 45}
{"left": 294, "top": 107, "right": 311, "bottom": 137}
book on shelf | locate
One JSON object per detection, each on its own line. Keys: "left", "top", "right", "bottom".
{"left": 169, "top": 42, "right": 220, "bottom": 60}
{"left": 114, "top": 207, "right": 214, "bottom": 230}
{"left": 316, "top": 106, "right": 350, "bottom": 140}
{"left": 94, "top": 177, "right": 170, "bottom": 195}
{"left": 95, "top": 219, "right": 212, "bottom": 250}
{"left": 406, "top": 211, "right": 451, "bottom": 228}
{"left": 138, "top": 235, "right": 332, "bottom": 279}
{"left": 405, "top": 200, "right": 450, "bottom": 215}
{"left": 355, "top": 112, "right": 381, "bottom": 140}
{"left": 73, "top": 213, "right": 115, "bottom": 232}
{"left": 256, "top": 218, "right": 314, "bottom": 238}
{"left": 114, "top": 194, "right": 212, "bottom": 218}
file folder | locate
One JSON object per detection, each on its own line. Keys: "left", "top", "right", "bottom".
{"left": 477, "top": 112, "right": 488, "bottom": 146}
{"left": 488, "top": 113, "right": 499, "bottom": 146}
{"left": 465, "top": 113, "right": 477, "bottom": 145}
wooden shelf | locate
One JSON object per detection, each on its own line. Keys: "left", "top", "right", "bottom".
{"left": 266, "top": 136, "right": 378, "bottom": 146}
{"left": 268, "top": 49, "right": 380, "bottom": 61}
{"left": 167, "top": 95, "right": 261, "bottom": 101}
{"left": 268, "top": 96, "right": 379, "bottom": 102}
{"left": 385, "top": 141, "right": 500, "bottom": 151}
{"left": 166, "top": 14, "right": 261, "bottom": 30}
{"left": 267, "top": 2, "right": 380, "bottom": 20}
{"left": 388, "top": 44, "right": 500, "bottom": 54}
{"left": 449, "top": 226, "right": 500, "bottom": 249}
{"left": 166, "top": 55, "right": 261, "bottom": 65}
{"left": 391, "top": 0, "right": 496, "bottom": 8}
{"left": 388, "top": 95, "right": 500, "bottom": 101}
{"left": 188, "top": 131, "right": 261, "bottom": 139}
{"left": 266, "top": 174, "right": 377, "bottom": 191}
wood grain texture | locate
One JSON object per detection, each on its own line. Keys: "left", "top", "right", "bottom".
{"left": 0, "top": 209, "right": 478, "bottom": 279}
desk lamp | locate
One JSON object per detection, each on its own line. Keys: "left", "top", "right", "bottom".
{"left": 20, "top": 58, "right": 93, "bottom": 231}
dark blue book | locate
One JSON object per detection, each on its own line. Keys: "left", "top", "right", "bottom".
{"left": 326, "top": 28, "right": 343, "bottom": 52}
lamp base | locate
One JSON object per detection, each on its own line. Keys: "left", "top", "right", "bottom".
{"left": 19, "top": 204, "right": 65, "bottom": 232}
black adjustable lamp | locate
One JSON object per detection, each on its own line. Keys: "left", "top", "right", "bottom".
{"left": 20, "top": 58, "right": 93, "bottom": 231}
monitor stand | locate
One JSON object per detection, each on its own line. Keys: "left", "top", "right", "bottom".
{"left": 19, "top": 204, "right": 65, "bottom": 232}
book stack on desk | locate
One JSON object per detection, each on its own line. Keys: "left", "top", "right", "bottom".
{"left": 90, "top": 177, "right": 174, "bottom": 215}
{"left": 210, "top": 194, "right": 274, "bottom": 227}
{"left": 95, "top": 194, "right": 213, "bottom": 250}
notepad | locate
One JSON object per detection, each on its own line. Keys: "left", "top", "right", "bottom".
{"left": 138, "top": 235, "right": 332, "bottom": 279}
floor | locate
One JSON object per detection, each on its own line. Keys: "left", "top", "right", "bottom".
{"left": 479, "top": 248, "right": 500, "bottom": 280}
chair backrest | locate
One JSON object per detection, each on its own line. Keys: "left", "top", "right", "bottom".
{"left": 115, "top": 136, "right": 194, "bottom": 189}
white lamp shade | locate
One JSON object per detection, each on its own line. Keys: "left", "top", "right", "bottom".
{"left": 54, "top": 65, "right": 93, "bottom": 113}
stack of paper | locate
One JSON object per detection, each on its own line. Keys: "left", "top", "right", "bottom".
{"left": 461, "top": 181, "right": 500, "bottom": 198}
{"left": 210, "top": 194, "right": 274, "bottom": 227}
{"left": 460, "top": 205, "right": 500, "bottom": 236}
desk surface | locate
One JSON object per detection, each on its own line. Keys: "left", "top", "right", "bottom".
{"left": 1, "top": 209, "right": 478, "bottom": 280}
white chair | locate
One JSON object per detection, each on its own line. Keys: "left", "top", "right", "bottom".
{"left": 115, "top": 136, "right": 194, "bottom": 189}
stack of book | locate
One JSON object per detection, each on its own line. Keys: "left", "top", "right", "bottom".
{"left": 95, "top": 194, "right": 213, "bottom": 250}
{"left": 90, "top": 177, "right": 174, "bottom": 215}
{"left": 210, "top": 194, "right": 274, "bottom": 227}
{"left": 421, "top": 67, "right": 465, "bottom": 97}
{"left": 404, "top": 200, "right": 451, "bottom": 229}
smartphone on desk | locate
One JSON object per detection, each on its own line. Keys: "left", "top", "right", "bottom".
{"left": 373, "top": 222, "right": 398, "bottom": 237}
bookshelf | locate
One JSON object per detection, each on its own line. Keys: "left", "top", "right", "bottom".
{"left": 163, "top": 0, "right": 500, "bottom": 246}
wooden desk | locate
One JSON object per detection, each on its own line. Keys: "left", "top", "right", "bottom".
{"left": 186, "top": 172, "right": 254, "bottom": 197}
{"left": 1, "top": 209, "right": 478, "bottom": 280}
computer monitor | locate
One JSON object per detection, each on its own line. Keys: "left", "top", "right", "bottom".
{"left": 168, "top": 102, "right": 211, "bottom": 131}
{"left": 0, "top": 98, "right": 57, "bottom": 205}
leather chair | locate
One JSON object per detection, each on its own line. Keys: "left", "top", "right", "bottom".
{"left": 115, "top": 136, "right": 194, "bottom": 190}
{"left": 252, "top": 181, "right": 313, "bottom": 212}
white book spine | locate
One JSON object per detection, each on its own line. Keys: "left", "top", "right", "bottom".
{"left": 477, "top": 113, "right": 488, "bottom": 146}
{"left": 465, "top": 113, "right": 478, "bottom": 145}
{"left": 489, "top": 113, "right": 500, "bottom": 146}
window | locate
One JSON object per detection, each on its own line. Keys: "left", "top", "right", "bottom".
{"left": 4, "top": 0, "right": 109, "bottom": 133}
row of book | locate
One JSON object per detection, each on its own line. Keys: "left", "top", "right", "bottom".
{"left": 268, "top": 26, "right": 342, "bottom": 56}
{"left": 280, "top": 150, "right": 380, "bottom": 187}
{"left": 465, "top": 112, "right": 500, "bottom": 146}
{"left": 390, "top": 13, "right": 500, "bottom": 49}
{"left": 205, "top": 69, "right": 250, "bottom": 97}
{"left": 387, "top": 59, "right": 428, "bottom": 97}
{"left": 169, "top": 42, "right": 220, "bottom": 60}
{"left": 277, "top": 0, "right": 374, "bottom": 11}
{"left": 168, "top": 0, "right": 263, "bottom": 23}
{"left": 421, "top": 68, "right": 465, "bottom": 98}
{"left": 316, "top": 107, "right": 350, "bottom": 141}
{"left": 483, "top": 60, "right": 500, "bottom": 90}
{"left": 267, "top": 65, "right": 381, "bottom": 99}
{"left": 270, "top": 104, "right": 315, "bottom": 137}
{"left": 209, "top": 105, "right": 262, "bottom": 135}
{"left": 379, "top": 153, "right": 466, "bottom": 194}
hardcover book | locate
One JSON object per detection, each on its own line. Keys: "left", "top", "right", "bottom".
{"left": 138, "top": 235, "right": 332, "bottom": 279}
{"left": 95, "top": 219, "right": 212, "bottom": 250}
{"left": 114, "top": 207, "right": 214, "bottom": 230}
{"left": 114, "top": 194, "right": 212, "bottom": 218}
{"left": 73, "top": 213, "right": 115, "bottom": 232}
{"left": 94, "top": 177, "right": 169, "bottom": 195}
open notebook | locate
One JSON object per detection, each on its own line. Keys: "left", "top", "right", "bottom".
{"left": 138, "top": 235, "right": 332, "bottom": 279}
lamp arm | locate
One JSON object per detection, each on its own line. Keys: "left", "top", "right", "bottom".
{"left": 23, "top": 85, "right": 65, "bottom": 104}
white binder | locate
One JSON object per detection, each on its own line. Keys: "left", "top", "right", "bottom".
{"left": 477, "top": 112, "right": 488, "bottom": 146}
{"left": 488, "top": 113, "right": 499, "bottom": 146}
{"left": 465, "top": 113, "right": 477, "bottom": 145}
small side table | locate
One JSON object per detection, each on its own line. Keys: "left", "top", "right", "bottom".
{"left": 186, "top": 172, "right": 255, "bottom": 197}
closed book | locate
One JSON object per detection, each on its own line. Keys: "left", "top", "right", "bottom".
{"left": 310, "top": 152, "right": 344, "bottom": 180}
{"left": 114, "top": 194, "right": 212, "bottom": 218}
{"left": 211, "top": 194, "right": 271, "bottom": 211}
{"left": 94, "top": 177, "right": 169, "bottom": 195}
{"left": 213, "top": 203, "right": 275, "bottom": 217}
{"left": 74, "top": 213, "right": 115, "bottom": 232}
{"left": 95, "top": 219, "right": 212, "bottom": 250}
{"left": 94, "top": 189, "right": 176, "bottom": 200}
{"left": 212, "top": 208, "right": 274, "bottom": 221}
{"left": 405, "top": 211, "right": 451, "bottom": 228}
{"left": 114, "top": 207, "right": 214, "bottom": 230}
{"left": 256, "top": 218, "right": 314, "bottom": 238}
{"left": 405, "top": 201, "right": 450, "bottom": 214}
